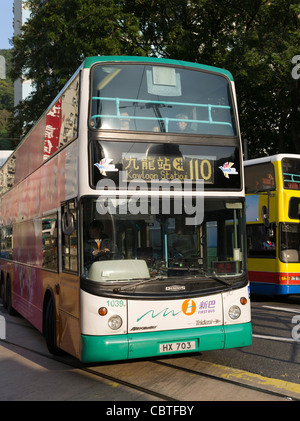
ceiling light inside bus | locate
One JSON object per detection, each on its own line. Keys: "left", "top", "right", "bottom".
{"left": 228, "top": 305, "right": 241, "bottom": 320}
{"left": 108, "top": 315, "right": 123, "bottom": 330}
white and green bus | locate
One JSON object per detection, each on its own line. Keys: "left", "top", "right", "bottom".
{"left": 0, "top": 56, "right": 251, "bottom": 362}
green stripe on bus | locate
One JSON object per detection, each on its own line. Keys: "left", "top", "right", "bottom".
{"left": 83, "top": 56, "right": 234, "bottom": 81}
{"left": 80, "top": 323, "right": 252, "bottom": 363}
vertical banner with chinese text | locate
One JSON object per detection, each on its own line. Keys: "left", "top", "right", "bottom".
{"left": 44, "top": 98, "right": 62, "bottom": 160}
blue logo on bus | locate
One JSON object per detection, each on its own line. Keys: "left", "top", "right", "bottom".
{"left": 219, "top": 162, "right": 238, "bottom": 179}
{"left": 94, "top": 158, "right": 118, "bottom": 176}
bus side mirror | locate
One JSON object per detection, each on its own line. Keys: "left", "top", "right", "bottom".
{"left": 62, "top": 210, "right": 75, "bottom": 235}
{"left": 261, "top": 205, "right": 270, "bottom": 227}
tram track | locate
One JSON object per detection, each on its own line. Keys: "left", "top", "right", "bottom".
{"left": 1, "top": 335, "right": 298, "bottom": 401}
{"left": 0, "top": 338, "right": 175, "bottom": 401}
{"left": 1, "top": 304, "right": 299, "bottom": 401}
{"left": 152, "top": 360, "right": 298, "bottom": 401}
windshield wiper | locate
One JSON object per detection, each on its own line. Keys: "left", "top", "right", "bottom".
{"left": 112, "top": 268, "right": 234, "bottom": 292}
{"left": 195, "top": 269, "right": 233, "bottom": 287}
{"left": 113, "top": 277, "right": 164, "bottom": 293}
{"left": 112, "top": 270, "right": 233, "bottom": 293}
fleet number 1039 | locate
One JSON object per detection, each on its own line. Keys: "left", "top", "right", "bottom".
{"left": 106, "top": 300, "right": 125, "bottom": 307}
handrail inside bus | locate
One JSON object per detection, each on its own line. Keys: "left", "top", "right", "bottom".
{"left": 90, "top": 96, "right": 233, "bottom": 132}
{"left": 283, "top": 173, "right": 300, "bottom": 183}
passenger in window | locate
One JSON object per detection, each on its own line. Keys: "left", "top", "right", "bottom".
{"left": 176, "top": 114, "right": 189, "bottom": 132}
{"left": 260, "top": 173, "right": 274, "bottom": 190}
{"left": 120, "top": 112, "right": 131, "bottom": 130}
{"left": 263, "top": 235, "right": 275, "bottom": 250}
{"left": 266, "top": 172, "right": 275, "bottom": 187}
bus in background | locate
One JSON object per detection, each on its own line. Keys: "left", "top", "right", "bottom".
{"left": 245, "top": 154, "right": 300, "bottom": 295}
{"left": 0, "top": 56, "right": 251, "bottom": 362}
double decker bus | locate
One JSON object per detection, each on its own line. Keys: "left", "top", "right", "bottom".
{"left": 0, "top": 56, "right": 251, "bottom": 362}
{"left": 245, "top": 154, "right": 300, "bottom": 295}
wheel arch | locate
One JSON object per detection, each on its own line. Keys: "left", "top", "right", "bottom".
{"left": 0, "top": 269, "right": 5, "bottom": 298}
{"left": 42, "top": 287, "right": 55, "bottom": 335}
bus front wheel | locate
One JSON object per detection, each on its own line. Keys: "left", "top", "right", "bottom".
{"left": 6, "top": 278, "right": 17, "bottom": 316}
{"left": 44, "top": 298, "right": 63, "bottom": 356}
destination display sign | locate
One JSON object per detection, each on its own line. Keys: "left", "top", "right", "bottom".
{"left": 90, "top": 140, "right": 241, "bottom": 190}
{"left": 122, "top": 153, "right": 215, "bottom": 183}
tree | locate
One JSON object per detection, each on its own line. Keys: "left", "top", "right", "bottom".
{"left": 10, "top": 0, "right": 300, "bottom": 158}
{"left": 0, "top": 109, "right": 12, "bottom": 138}
{"left": 0, "top": 49, "right": 14, "bottom": 146}
{"left": 224, "top": 0, "right": 300, "bottom": 157}
{"left": 127, "top": 0, "right": 300, "bottom": 158}
{"left": 10, "top": 0, "right": 146, "bottom": 138}
{"left": 0, "top": 80, "right": 13, "bottom": 111}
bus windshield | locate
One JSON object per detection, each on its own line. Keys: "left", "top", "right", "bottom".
{"left": 90, "top": 64, "right": 236, "bottom": 136}
{"left": 282, "top": 158, "right": 300, "bottom": 190}
{"left": 81, "top": 198, "right": 246, "bottom": 289}
{"left": 280, "top": 223, "right": 300, "bottom": 263}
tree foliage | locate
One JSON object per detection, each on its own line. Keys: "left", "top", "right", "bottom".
{"left": 0, "top": 49, "right": 14, "bottom": 144}
{"left": 128, "top": 0, "right": 300, "bottom": 158}
{"left": 10, "top": 0, "right": 146, "bottom": 137}
{"left": 10, "top": 0, "right": 300, "bottom": 158}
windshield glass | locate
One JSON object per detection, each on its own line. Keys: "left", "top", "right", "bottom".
{"left": 90, "top": 64, "right": 236, "bottom": 136}
{"left": 81, "top": 197, "right": 246, "bottom": 288}
{"left": 280, "top": 223, "right": 300, "bottom": 263}
{"left": 244, "top": 163, "right": 275, "bottom": 193}
{"left": 282, "top": 158, "right": 300, "bottom": 190}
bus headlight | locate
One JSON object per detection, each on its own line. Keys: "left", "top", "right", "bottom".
{"left": 108, "top": 315, "right": 123, "bottom": 330}
{"left": 228, "top": 305, "right": 241, "bottom": 320}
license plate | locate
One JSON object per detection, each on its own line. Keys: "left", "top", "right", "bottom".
{"left": 159, "top": 340, "right": 196, "bottom": 353}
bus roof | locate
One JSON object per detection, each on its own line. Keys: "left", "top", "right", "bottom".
{"left": 83, "top": 55, "right": 234, "bottom": 81}
{"left": 244, "top": 154, "right": 300, "bottom": 166}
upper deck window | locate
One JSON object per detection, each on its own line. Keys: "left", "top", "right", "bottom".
{"left": 282, "top": 158, "right": 300, "bottom": 190}
{"left": 90, "top": 64, "right": 236, "bottom": 136}
{"left": 245, "top": 163, "right": 275, "bottom": 193}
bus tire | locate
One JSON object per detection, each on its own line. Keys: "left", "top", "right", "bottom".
{"left": 6, "top": 278, "right": 17, "bottom": 316}
{"left": 44, "top": 298, "right": 63, "bottom": 356}
{"left": 1, "top": 275, "right": 7, "bottom": 309}
{"left": 0, "top": 274, "right": 5, "bottom": 305}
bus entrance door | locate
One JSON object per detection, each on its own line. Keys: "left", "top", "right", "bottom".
{"left": 58, "top": 199, "right": 81, "bottom": 359}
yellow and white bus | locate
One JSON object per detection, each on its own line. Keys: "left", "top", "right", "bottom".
{"left": 245, "top": 154, "right": 300, "bottom": 295}
{"left": 0, "top": 56, "right": 251, "bottom": 362}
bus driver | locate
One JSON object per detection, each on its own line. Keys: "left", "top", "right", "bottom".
{"left": 84, "top": 220, "right": 110, "bottom": 268}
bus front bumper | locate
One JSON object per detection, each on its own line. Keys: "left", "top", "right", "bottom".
{"left": 80, "top": 322, "right": 252, "bottom": 363}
